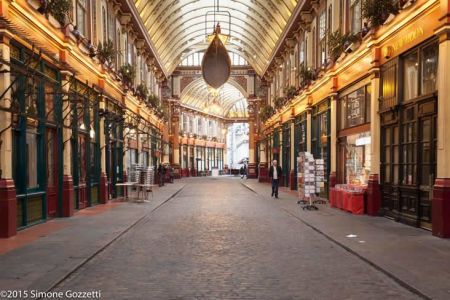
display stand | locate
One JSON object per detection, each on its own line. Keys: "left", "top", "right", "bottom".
{"left": 296, "top": 152, "right": 318, "bottom": 210}
{"left": 313, "top": 158, "right": 327, "bottom": 205}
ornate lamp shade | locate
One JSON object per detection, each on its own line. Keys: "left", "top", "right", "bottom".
{"left": 202, "top": 28, "right": 231, "bottom": 89}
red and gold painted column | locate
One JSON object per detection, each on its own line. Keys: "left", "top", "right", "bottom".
{"left": 433, "top": 13, "right": 450, "bottom": 237}
{"left": 0, "top": 31, "right": 16, "bottom": 237}
{"left": 170, "top": 99, "right": 181, "bottom": 178}
{"left": 247, "top": 98, "right": 259, "bottom": 178}
{"left": 366, "top": 49, "right": 381, "bottom": 216}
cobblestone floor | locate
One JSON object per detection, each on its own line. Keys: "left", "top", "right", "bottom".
{"left": 51, "top": 178, "right": 421, "bottom": 300}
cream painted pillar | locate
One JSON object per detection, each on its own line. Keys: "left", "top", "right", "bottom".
{"left": 61, "top": 71, "right": 73, "bottom": 177}
{"left": 306, "top": 108, "right": 312, "bottom": 152}
{"left": 370, "top": 74, "right": 381, "bottom": 176}
{"left": 436, "top": 34, "right": 450, "bottom": 178}
{"left": 259, "top": 138, "right": 267, "bottom": 164}
{"left": 290, "top": 120, "right": 295, "bottom": 169}
{"left": 330, "top": 94, "right": 337, "bottom": 173}
{"left": 186, "top": 142, "right": 191, "bottom": 169}
{"left": 248, "top": 119, "right": 255, "bottom": 164}
{"left": 0, "top": 35, "right": 12, "bottom": 180}
{"left": 432, "top": 25, "right": 450, "bottom": 237}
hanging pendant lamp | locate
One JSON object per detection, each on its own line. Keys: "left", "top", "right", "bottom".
{"left": 202, "top": 23, "right": 231, "bottom": 89}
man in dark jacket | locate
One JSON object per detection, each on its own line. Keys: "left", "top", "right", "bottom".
{"left": 269, "top": 160, "right": 282, "bottom": 198}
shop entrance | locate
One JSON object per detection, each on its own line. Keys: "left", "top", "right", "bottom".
{"left": 381, "top": 99, "right": 436, "bottom": 229}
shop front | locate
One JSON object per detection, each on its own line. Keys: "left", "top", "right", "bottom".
{"left": 70, "top": 81, "right": 101, "bottom": 210}
{"left": 104, "top": 99, "right": 125, "bottom": 200}
{"left": 380, "top": 38, "right": 438, "bottom": 229}
{"left": 337, "top": 82, "right": 372, "bottom": 187}
{"left": 311, "top": 99, "right": 330, "bottom": 198}
{"left": 293, "top": 113, "right": 307, "bottom": 190}
{"left": 281, "top": 122, "right": 290, "bottom": 187}
{"left": 10, "top": 42, "right": 62, "bottom": 227}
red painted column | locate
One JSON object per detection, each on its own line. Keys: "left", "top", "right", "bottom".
{"left": 61, "top": 175, "right": 74, "bottom": 217}
{"left": 366, "top": 174, "right": 381, "bottom": 216}
{"left": 247, "top": 163, "right": 257, "bottom": 179}
{"left": 258, "top": 162, "right": 268, "bottom": 182}
{"left": 432, "top": 179, "right": 450, "bottom": 238}
{"left": 99, "top": 172, "right": 108, "bottom": 204}
{"left": 329, "top": 171, "right": 337, "bottom": 188}
{"left": 0, "top": 179, "right": 16, "bottom": 238}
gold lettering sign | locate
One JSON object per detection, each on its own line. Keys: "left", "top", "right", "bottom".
{"left": 393, "top": 27, "right": 424, "bottom": 52}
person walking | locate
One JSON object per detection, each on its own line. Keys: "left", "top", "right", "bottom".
{"left": 240, "top": 166, "right": 244, "bottom": 179}
{"left": 158, "top": 163, "right": 165, "bottom": 187}
{"left": 243, "top": 164, "right": 247, "bottom": 179}
{"left": 269, "top": 160, "right": 282, "bottom": 198}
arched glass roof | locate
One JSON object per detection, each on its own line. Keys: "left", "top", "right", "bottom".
{"left": 133, "top": 0, "right": 299, "bottom": 75}
{"left": 181, "top": 78, "right": 248, "bottom": 118}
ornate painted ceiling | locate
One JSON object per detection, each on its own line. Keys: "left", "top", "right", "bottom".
{"left": 133, "top": 0, "right": 299, "bottom": 75}
{"left": 181, "top": 78, "right": 248, "bottom": 118}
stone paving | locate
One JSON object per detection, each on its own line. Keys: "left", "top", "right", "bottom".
{"left": 242, "top": 179, "right": 450, "bottom": 300}
{"left": 46, "top": 178, "right": 421, "bottom": 299}
{"left": 0, "top": 181, "right": 186, "bottom": 294}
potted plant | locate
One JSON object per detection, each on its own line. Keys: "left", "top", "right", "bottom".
{"left": 362, "top": 0, "right": 399, "bottom": 29}
{"left": 259, "top": 105, "right": 275, "bottom": 122}
{"left": 274, "top": 97, "right": 286, "bottom": 110}
{"left": 119, "top": 64, "right": 136, "bottom": 87}
{"left": 147, "top": 94, "right": 160, "bottom": 109}
{"left": 38, "top": 0, "right": 72, "bottom": 25}
{"left": 136, "top": 84, "right": 149, "bottom": 100}
{"left": 284, "top": 86, "right": 297, "bottom": 100}
{"left": 97, "top": 40, "right": 116, "bottom": 65}
{"left": 298, "top": 64, "right": 315, "bottom": 87}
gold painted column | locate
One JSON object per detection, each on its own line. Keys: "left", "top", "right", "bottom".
{"left": 0, "top": 31, "right": 16, "bottom": 237}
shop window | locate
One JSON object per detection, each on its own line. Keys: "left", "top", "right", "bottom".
{"left": 344, "top": 133, "right": 371, "bottom": 184}
{"left": 76, "top": 0, "right": 89, "bottom": 37}
{"left": 350, "top": 0, "right": 362, "bottom": 34}
{"left": 403, "top": 51, "right": 419, "bottom": 101}
{"left": 44, "top": 83, "right": 55, "bottom": 122}
{"left": 78, "top": 136, "right": 87, "bottom": 184}
{"left": 102, "top": 6, "right": 107, "bottom": 43}
{"left": 26, "top": 128, "right": 39, "bottom": 189}
{"left": 401, "top": 107, "right": 417, "bottom": 185}
{"left": 340, "top": 85, "right": 371, "bottom": 129}
{"left": 421, "top": 43, "right": 438, "bottom": 95}
{"left": 46, "top": 131, "right": 56, "bottom": 188}
{"left": 380, "top": 60, "right": 397, "bottom": 110}
{"left": 318, "top": 10, "right": 327, "bottom": 66}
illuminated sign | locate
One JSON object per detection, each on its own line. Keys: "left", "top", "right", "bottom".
{"left": 383, "top": 27, "right": 424, "bottom": 58}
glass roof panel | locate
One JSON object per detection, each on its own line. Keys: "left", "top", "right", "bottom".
{"left": 181, "top": 78, "right": 248, "bottom": 118}
{"left": 133, "top": 0, "right": 299, "bottom": 75}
